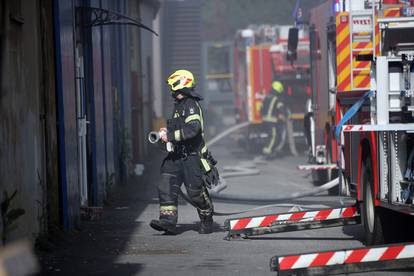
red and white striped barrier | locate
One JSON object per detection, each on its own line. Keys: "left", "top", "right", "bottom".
{"left": 271, "top": 243, "right": 414, "bottom": 275}
{"left": 297, "top": 164, "right": 338, "bottom": 171}
{"left": 342, "top": 123, "right": 414, "bottom": 132}
{"left": 227, "top": 206, "right": 358, "bottom": 231}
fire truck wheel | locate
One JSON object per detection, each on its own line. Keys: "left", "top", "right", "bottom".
{"left": 361, "top": 157, "right": 384, "bottom": 245}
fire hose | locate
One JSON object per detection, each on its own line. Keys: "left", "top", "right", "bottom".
{"left": 180, "top": 179, "right": 339, "bottom": 216}
{"left": 156, "top": 121, "right": 340, "bottom": 216}
{"left": 179, "top": 160, "right": 338, "bottom": 216}
{"left": 150, "top": 122, "right": 340, "bottom": 215}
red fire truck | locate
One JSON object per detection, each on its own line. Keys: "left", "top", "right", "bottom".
{"left": 233, "top": 25, "right": 310, "bottom": 152}
{"left": 224, "top": 0, "right": 414, "bottom": 274}
{"left": 281, "top": 0, "right": 414, "bottom": 273}
{"left": 305, "top": 0, "right": 387, "bottom": 187}
{"left": 306, "top": 0, "right": 414, "bottom": 194}
{"left": 280, "top": 0, "right": 414, "bottom": 273}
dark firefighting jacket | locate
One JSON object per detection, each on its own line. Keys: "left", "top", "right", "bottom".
{"left": 261, "top": 91, "right": 286, "bottom": 123}
{"left": 166, "top": 95, "right": 211, "bottom": 172}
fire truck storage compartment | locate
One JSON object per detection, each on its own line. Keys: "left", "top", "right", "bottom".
{"left": 382, "top": 27, "right": 414, "bottom": 54}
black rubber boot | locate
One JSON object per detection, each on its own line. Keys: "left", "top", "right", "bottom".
{"left": 199, "top": 216, "right": 213, "bottom": 234}
{"left": 149, "top": 219, "right": 177, "bottom": 235}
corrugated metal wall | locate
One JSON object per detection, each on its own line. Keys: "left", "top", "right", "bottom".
{"left": 53, "top": 0, "right": 159, "bottom": 229}
{"left": 110, "top": 0, "right": 132, "bottom": 184}
{"left": 100, "top": 0, "right": 116, "bottom": 200}
{"left": 53, "top": 0, "right": 80, "bottom": 229}
{"left": 161, "top": 0, "right": 202, "bottom": 113}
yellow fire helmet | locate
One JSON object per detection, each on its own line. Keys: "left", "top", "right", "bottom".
{"left": 272, "top": 81, "right": 284, "bottom": 93}
{"left": 167, "top": 69, "right": 195, "bottom": 92}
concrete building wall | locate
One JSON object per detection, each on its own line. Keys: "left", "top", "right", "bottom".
{"left": 0, "top": 0, "right": 160, "bottom": 242}
{"left": 0, "top": 0, "right": 55, "bottom": 241}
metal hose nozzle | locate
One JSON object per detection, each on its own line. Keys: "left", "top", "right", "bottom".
{"left": 148, "top": 131, "right": 161, "bottom": 144}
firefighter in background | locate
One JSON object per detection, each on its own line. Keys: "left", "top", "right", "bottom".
{"left": 150, "top": 69, "right": 215, "bottom": 235}
{"left": 261, "top": 81, "right": 287, "bottom": 158}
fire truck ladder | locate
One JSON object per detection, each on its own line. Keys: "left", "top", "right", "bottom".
{"left": 349, "top": 8, "right": 376, "bottom": 91}
{"left": 271, "top": 242, "right": 414, "bottom": 276}
{"left": 224, "top": 205, "right": 359, "bottom": 240}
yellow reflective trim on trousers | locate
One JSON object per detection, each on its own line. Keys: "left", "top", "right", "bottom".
{"left": 184, "top": 114, "right": 201, "bottom": 123}
{"left": 263, "top": 127, "right": 277, "bottom": 155}
{"left": 174, "top": 112, "right": 179, "bottom": 118}
{"left": 174, "top": 130, "right": 181, "bottom": 141}
{"left": 267, "top": 97, "right": 278, "bottom": 119}
{"left": 201, "top": 145, "right": 207, "bottom": 154}
{"left": 201, "top": 158, "right": 211, "bottom": 172}
{"left": 289, "top": 113, "right": 304, "bottom": 120}
{"left": 262, "top": 116, "right": 278, "bottom": 123}
{"left": 160, "top": 205, "right": 177, "bottom": 211}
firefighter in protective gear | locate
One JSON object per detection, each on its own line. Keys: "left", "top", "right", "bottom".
{"left": 261, "top": 81, "right": 287, "bottom": 157}
{"left": 150, "top": 69, "right": 214, "bottom": 235}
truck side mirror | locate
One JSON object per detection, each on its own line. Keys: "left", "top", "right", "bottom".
{"left": 287, "top": 27, "right": 299, "bottom": 62}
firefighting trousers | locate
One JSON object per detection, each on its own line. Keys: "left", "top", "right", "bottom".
{"left": 262, "top": 121, "right": 284, "bottom": 155}
{"left": 158, "top": 155, "right": 213, "bottom": 225}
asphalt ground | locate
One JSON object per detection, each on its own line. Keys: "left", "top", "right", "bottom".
{"left": 39, "top": 140, "right": 414, "bottom": 276}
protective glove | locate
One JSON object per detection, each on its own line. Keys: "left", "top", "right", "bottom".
{"left": 203, "top": 166, "right": 220, "bottom": 189}
{"left": 206, "top": 151, "right": 217, "bottom": 166}
{"left": 202, "top": 151, "right": 220, "bottom": 189}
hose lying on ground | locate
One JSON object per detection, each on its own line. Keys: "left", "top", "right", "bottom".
{"left": 220, "top": 166, "right": 260, "bottom": 179}
{"left": 209, "top": 177, "right": 339, "bottom": 203}
{"left": 177, "top": 121, "right": 340, "bottom": 216}
{"left": 179, "top": 177, "right": 339, "bottom": 216}
{"left": 178, "top": 164, "right": 261, "bottom": 216}
{"left": 180, "top": 159, "right": 339, "bottom": 216}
